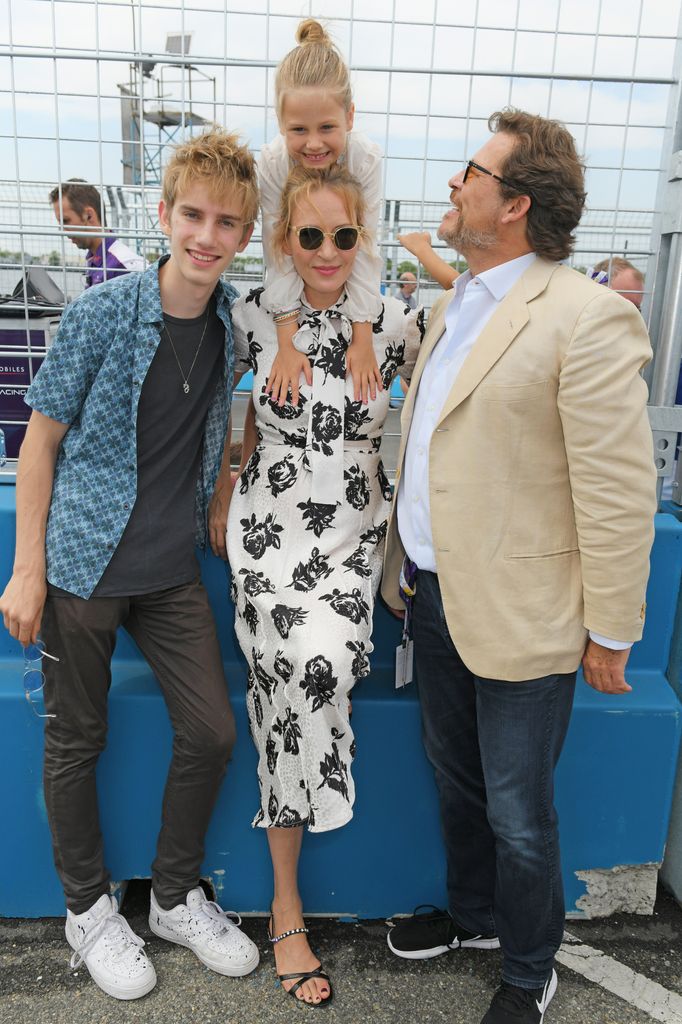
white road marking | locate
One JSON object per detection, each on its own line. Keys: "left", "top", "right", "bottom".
{"left": 558, "top": 931, "right": 682, "bottom": 1023}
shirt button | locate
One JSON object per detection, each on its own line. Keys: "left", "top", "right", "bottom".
{"left": 107, "top": 542, "right": 114, "bottom": 550}
{"left": 133, "top": 379, "right": 140, "bottom": 387}
{"left": 123, "top": 502, "right": 129, "bottom": 510}
{"left": 128, "top": 464, "right": 134, "bottom": 471}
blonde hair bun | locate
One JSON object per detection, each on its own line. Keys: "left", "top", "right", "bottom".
{"left": 296, "top": 18, "right": 331, "bottom": 47}
{"left": 275, "top": 18, "right": 352, "bottom": 119}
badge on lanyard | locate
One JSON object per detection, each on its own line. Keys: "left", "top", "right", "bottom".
{"left": 395, "top": 556, "right": 417, "bottom": 688}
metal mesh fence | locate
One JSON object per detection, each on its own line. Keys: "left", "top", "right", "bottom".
{"left": 1, "top": 0, "right": 681, "bottom": 467}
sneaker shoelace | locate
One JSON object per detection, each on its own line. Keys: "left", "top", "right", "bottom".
{"left": 196, "top": 899, "right": 242, "bottom": 938}
{"left": 70, "top": 911, "right": 145, "bottom": 970}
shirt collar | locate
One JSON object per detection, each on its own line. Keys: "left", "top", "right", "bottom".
{"left": 453, "top": 268, "right": 473, "bottom": 298}
{"left": 86, "top": 235, "right": 113, "bottom": 267}
{"left": 138, "top": 255, "right": 239, "bottom": 325}
{"left": 473, "top": 252, "right": 537, "bottom": 302}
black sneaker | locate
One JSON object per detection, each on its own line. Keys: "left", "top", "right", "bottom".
{"left": 387, "top": 905, "right": 500, "bottom": 960}
{"left": 481, "top": 969, "right": 557, "bottom": 1023}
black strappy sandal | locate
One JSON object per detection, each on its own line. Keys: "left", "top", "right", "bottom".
{"left": 268, "top": 914, "right": 333, "bottom": 1008}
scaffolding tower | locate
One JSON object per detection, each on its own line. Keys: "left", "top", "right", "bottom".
{"left": 118, "top": 33, "right": 216, "bottom": 187}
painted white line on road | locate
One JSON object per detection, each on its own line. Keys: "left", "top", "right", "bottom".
{"left": 558, "top": 932, "right": 682, "bottom": 1024}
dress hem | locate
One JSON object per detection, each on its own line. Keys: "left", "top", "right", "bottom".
{"left": 251, "top": 807, "right": 354, "bottom": 834}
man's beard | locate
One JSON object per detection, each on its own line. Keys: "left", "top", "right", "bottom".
{"left": 438, "top": 216, "right": 497, "bottom": 253}
{"left": 438, "top": 209, "right": 498, "bottom": 258}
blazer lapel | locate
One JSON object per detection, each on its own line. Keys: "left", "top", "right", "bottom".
{"left": 435, "top": 257, "right": 555, "bottom": 425}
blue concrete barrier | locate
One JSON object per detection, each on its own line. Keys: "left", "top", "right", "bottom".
{"left": 1, "top": 480, "right": 680, "bottom": 918}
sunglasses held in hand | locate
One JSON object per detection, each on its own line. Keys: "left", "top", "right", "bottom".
{"left": 23, "top": 640, "right": 59, "bottom": 719}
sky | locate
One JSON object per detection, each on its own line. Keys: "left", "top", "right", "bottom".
{"left": 0, "top": 0, "right": 680, "bottom": 264}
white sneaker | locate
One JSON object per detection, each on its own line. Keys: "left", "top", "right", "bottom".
{"left": 66, "top": 893, "right": 157, "bottom": 1000}
{"left": 149, "top": 887, "right": 260, "bottom": 977}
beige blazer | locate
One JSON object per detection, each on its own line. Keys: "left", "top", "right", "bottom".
{"left": 380, "top": 258, "right": 657, "bottom": 681}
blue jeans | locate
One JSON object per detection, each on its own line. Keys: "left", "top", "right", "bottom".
{"left": 412, "top": 570, "right": 576, "bottom": 989}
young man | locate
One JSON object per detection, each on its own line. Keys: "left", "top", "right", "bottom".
{"left": 50, "top": 178, "right": 146, "bottom": 287}
{"left": 1, "top": 130, "right": 258, "bottom": 1000}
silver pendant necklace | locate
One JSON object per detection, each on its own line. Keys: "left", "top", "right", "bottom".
{"left": 162, "top": 306, "right": 210, "bottom": 395}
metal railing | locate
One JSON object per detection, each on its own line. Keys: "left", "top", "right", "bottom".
{"left": 1, "top": 0, "right": 682, "bottom": 480}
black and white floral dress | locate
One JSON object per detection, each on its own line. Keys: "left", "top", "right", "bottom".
{"left": 227, "top": 288, "right": 424, "bottom": 833}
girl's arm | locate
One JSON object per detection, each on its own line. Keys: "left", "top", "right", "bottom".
{"left": 343, "top": 134, "right": 385, "bottom": 402}
{"left": 344, "top": 133, "right": 384, "bottom": 321}
{"left": 398, "top": 232, "right": 459, "bottom": 291}
{"left": 258, "top": 136, "right": 290, "bottom": 287}
{"left": 259, "top": 138, "right": 312, "bottom": 406}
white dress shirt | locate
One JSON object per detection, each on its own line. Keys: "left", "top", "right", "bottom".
{"left": 396, "top": 251, "right": 628, "bottom": 652}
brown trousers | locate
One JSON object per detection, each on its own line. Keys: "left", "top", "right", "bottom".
{"left": 41, "top": 577, "right": 236, "bottom": 914}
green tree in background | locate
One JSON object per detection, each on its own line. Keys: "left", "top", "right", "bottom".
{"left": 397, "top": 259, "right": 418, "bottom": 277}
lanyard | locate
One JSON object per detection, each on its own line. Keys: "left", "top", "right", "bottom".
{"left": 396, "top": 556, "right": 417, "bottom": 689}
{"left": 398, "top": 555, "right": 418, "bottom": 638}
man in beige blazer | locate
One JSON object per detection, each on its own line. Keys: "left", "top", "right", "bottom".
{"left": 383, "top": 109, "right": 656, "bottom": 1024}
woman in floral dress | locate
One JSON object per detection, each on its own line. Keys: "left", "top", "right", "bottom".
{"left": 225, "top": 164, "right": 423, "bottom": 1005}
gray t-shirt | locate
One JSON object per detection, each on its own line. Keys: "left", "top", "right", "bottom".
{"left": 93, "top": 298, "right": 225, "bottom": 597}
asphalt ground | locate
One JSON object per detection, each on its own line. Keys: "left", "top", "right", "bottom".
{"left": 1, "top": 881, "right": 681, "bottom": 1024}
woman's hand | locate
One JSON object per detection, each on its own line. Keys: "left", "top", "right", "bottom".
{"left": 208, "top": 475, "right": 234, "bottom": 560}
{"left": 265, "top": 349, "right": 313, "bottom": 408}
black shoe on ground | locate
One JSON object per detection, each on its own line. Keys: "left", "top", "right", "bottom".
{"left": 387, "top": 905, "right": 500, "bottom": 960}
{"left": 481, "top": 969, "right": 557, "bottom": 1023}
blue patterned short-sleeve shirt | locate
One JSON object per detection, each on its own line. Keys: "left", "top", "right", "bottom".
{"left": 25, "top": 257, "right": 237, "bottom": 599}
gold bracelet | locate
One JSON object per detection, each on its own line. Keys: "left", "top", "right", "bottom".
{"left": 273, "top": 309, "right": 300, "bottom": 325}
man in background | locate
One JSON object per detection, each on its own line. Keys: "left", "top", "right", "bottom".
{"left": 396, "top": 270, "right": 418, "bottom": 308}
{"left": 593, "top": 256, "right": 645, "bottom": 311}
{"left": 50, "top": 179, "right": 145, "bottom": 288}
